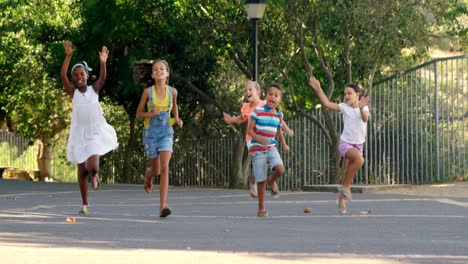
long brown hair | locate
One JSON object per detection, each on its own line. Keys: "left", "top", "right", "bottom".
{"left": 133, "top": 59, "right": 171, "bottom": 87}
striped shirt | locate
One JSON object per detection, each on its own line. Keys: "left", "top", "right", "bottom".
{"left": 249, "top": 105, "right": 283, "bottom": 153}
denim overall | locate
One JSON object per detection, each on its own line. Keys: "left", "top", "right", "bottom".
{"left": 143, "top": 85, "right": 174, "bottom": 158}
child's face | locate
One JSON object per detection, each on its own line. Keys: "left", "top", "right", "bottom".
{"left": 243, "top": 83, "right": 260, "bottom": 102}
{"left": 151, "top": 62, "right": 169, "bottom": 82}
{"left": 265, "top": 86, "right": 282, "bottom": 109}
{"left": 343, "top": 87, "right": 360, "bottom": 106}
{"left": 71, "top": 67, "right": 88, "bottom": 88}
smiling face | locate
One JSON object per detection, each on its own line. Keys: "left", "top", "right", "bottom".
{"left": 243, "top": 81, "right": 260, "bottom": 102}
{"left": 265, "top": 85, "right": 283, "bottom": 109}
{"left": 343, "top": 87, "right": 361, "bottom": 107}
{"left": 151, "top": 61, "right": 170, "bottom": 83}
{"left": 71, "top": 66, "right": 88, "bottom": 89}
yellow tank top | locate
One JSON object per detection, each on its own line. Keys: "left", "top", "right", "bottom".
{"left": 144, "top": 85, "right": 175, "bottom": 128}
{"left": 147, "top": 85, "right": 171, "bottom": 112}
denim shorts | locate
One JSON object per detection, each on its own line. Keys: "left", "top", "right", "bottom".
{"left": 143, "top": 111, "right": 174, "bottom": 158}
{"left": 251, "top": 147, "right": 283, "bottom": 183}
{"left": 338, "top": 139, "right": 363, "bottom": 158}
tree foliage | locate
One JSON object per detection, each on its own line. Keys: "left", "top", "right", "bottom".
{"left": 0, "top": 0, "right": 465, "bottom": 184}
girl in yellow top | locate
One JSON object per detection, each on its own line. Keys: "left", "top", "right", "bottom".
{"left": 134, "top": 59, "right": 183, "bottom": 218}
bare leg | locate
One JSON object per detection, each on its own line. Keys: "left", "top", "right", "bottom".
{"left": 342, "top": 148, "right": 364, "bottom": 193}
{"left": 249, "top": 163, "right": 258, "bottom": 198}
{"left": 149, "top": 156, "right": 161, "bottom": 179}
{"left": 158, "top": 151, "right": 172, "bottom": 212}
{"left": 268, "top": 165, "right": 284, "bottom": 197}
{"left": 257, "top": 180, "right": 267, "bottom": 214}
{"left": 269, "top": 165, "right": 284, "bottom": 184}
{"left": 86, "top": 155, "right": 100, "bottom": 178}
{"left": 77, "top": 163, "right": 88, "bottom": 205}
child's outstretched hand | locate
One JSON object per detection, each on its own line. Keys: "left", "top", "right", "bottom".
{"left": 64, "top": 41, "right": 73, "bottom": 56}
{"left": 308, "top": 76, "right": 322, "bottom": 91}
{"left": 99, "top": 45, "right": 109, "bottom": 63}
{"left": 223, "top": 112, "right": 233, "bottom": 123}
{"left": 359, "top": 96, "right": 370, "bottom": 108}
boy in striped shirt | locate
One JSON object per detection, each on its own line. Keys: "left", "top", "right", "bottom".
{"left": 247, "top": 83, "right": 290, "bottom": 217}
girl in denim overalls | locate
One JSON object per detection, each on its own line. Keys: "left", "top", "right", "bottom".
{"left": 135, "top": 60, "right": 183, "bottom": 218}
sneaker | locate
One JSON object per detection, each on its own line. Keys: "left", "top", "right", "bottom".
{"left": 79, "top": 205, "right": 89, "bottom": 215}
{"left": 92, "top": 175, "right": 100, "bottom": 190}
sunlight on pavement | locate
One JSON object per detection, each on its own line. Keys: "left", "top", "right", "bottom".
{"left": 2, "top": 246, "right": 467, "bottom": 264}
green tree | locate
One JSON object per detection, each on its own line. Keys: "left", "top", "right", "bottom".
{"left": 0, "top": 0, "right": 80, "bottom": 178}
{"left": 283, "top": 0, "right": 467, "bottom": 183}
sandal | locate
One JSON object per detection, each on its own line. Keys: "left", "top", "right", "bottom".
{"left": 257, "top": 210, "right": 268, "bottom": 217}
{"left": 269, "top": 181, "right": 280, "bottom": 199}
{"left": 144, "top": 171, "right": 154, "bottom": 193}
{"left": 336, "top": 198, "right": 347, "bottom": 215}
{"left": 79, "top": 205, "right": 89, "bottom": 215}
{"left": 337, "top": 186, "right": 352, "bottom": 201}
{"left": 160, "top": 207, "right": 172, "bottom": 218}
{"left": 92, "top": 175, "right": 100, "bottom": 191}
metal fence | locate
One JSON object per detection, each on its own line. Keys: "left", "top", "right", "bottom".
{"left": 0, "top": 131, "right": 37, "bottom": 171}
{"left": 163, "top": 55, "right": 468, "bottom": 189}
{"left": 2, "top": 55, "right": 467, "bottom": 189}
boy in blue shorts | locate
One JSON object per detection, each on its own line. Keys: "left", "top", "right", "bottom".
{"left": 247, "top": 83, "right": 290, "bottom": 217}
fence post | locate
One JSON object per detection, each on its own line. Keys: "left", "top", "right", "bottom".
{"left": 302, "top": 116, "right": 307, "bottom": 188}
{"left": 434, "top": 61, "right": 440, "bottom": 181}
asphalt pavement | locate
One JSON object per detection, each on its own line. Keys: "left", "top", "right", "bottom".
{"left": 1, "top": 179, "right": 467, "bottom": 264}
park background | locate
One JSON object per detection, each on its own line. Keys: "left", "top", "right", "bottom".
{"left": 0, "top": 0, "right": 467, "bottom": 190}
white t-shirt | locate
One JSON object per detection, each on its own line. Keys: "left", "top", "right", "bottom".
{"left": 339, "top": 103, "right": 370, "bottom": 144}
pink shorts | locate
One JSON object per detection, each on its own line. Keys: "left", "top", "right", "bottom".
{"left": 338, "top": 140, "right": 363, "bottom": 158}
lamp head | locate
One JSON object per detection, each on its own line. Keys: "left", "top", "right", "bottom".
{"left": 246, "top": 0, "right": 266, "bottom": 19}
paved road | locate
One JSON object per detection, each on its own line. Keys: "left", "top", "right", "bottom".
{"left": 1, "top": 179, "right": 467, "bottom": 264}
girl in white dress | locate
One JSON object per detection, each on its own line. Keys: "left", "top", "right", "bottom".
{"left": 60, "top": 40, "right": 118, "bottom": 215}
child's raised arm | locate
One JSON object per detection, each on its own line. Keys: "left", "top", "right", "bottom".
{"left": 92, "top": 45, "right": 109, "bottom": 92}
{"left": 308, "top": 76, "right": 340, "bottom": 112}
{"left": 61, "top": 40, "right": 74, "bottom": 97}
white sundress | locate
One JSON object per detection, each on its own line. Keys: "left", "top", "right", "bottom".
{"left": 67, "top": 86, "right": 118, "bottom": 164}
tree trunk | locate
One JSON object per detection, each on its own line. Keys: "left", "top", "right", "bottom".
{"left": 229, "top": 132, "right": 246, "bottom": 188}
{"left": 36, "top": 139, "right": 51, "bottom": 180}
{"left": 322, "top": 109, "right": 345, "bottom": 184}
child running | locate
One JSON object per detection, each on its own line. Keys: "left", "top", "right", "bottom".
{"left": 247, "top": 83, "right": 290, "bottom": 217}
{"left": 223, "top": 81, "right": 265, "bottom": 198}
{"left": 60, "top": 40, "right": 119, "bottom": 215}
{"left": 134, "top": 59, "right": 183, "bottom": 218}
{"left": 308, "top": 76, "right": 370, "bottom": 214}
{"left": 224, "top": 81, "right": 293, "bottom": 198}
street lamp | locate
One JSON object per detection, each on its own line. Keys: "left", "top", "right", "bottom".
{"left": 245, "top": 0, "right": 266, "bottom": 82}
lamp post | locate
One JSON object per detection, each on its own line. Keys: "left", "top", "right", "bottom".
{"left": 245, "top": 0, "right": 266, "bottom": 82}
